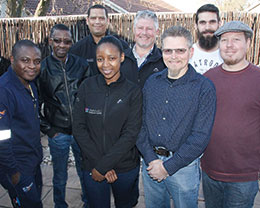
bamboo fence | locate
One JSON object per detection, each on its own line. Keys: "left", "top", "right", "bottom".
{"left": 0, "top": 12, "right": 259, "bottom": 65}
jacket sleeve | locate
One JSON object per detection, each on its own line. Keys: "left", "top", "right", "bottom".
{"left": 36, "top": 66, "right": 56, "bottom": 138}
{"left": 95, "top": 87, "right": 143, "bottom": 175}
{"left": 72, "top": 81, "right": 102, "bottom": 165}
{"left": 136, "top": 85, "right": 159, "bottom": 165}
{"left": 163, "top": 80, "right": 216, "bottom": 175}
{"left": 0, "top": 88, "right": 19, "bottom": 175}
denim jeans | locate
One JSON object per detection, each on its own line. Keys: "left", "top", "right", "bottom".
{"left": 142, "top": 156, "right": 200, "bottom": 208}
{"left": 48, "top": 133, "right": 88, "bottom": 208}
{"left": 14, "top": 165, "right": 42, "bottom": 208}
{"left": 83, "top": 165, "right": 139, "bottom": 208}
{"left": 202, "top": 171, "right": 259, "bottom": 208}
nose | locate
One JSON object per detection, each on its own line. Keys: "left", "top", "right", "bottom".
{"left": 226, "top": 39, "right": 233, "bottom": 48}
{"left": 103, "top": 58, "right": 109, "bottom": 67}
{"left": 28, "top": 61, "right": 36, "bottom": 69}
{"left": 205, "top": 22, "right": 211, "bottom": 30}
{"left": 59, "top": 41, "right": 66, "bottom": 47}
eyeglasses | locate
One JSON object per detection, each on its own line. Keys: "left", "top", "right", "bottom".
{"left": 52, "top": 38, "right": 72, "bottom": 45}
{"left": 162, "top": 48, "right": 187, "bottom": 55}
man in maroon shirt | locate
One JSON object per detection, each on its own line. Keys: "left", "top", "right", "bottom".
{"left": 201, "top": 21, "right": 260, "bottom": 208}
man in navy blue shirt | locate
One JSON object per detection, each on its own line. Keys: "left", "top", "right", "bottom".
{"left": 0, "top": 40, "right": 43, "bottom": 208}
{"left": 137, "top": 26, "right": 216, "bottom": 208}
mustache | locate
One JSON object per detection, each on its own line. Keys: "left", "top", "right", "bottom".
{"left": 202, "top": 30, "right": 215, "bottom": 34}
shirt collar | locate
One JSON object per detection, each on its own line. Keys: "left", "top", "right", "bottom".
{"left": 132, "top": 45, "right": 154, "bottom": 68}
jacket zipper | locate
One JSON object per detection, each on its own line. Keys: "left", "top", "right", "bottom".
{"left": 62, "top": 64, "right": 73, "bottom": 124}
{"left": 103, "top": 88, "right": 110, "bottom": 153}
{"left": 28, "top": 84, "right": 38, "bottom": 120}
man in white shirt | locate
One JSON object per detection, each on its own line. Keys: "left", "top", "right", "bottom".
{"left": 189, "top": 4, "right": 223, "bottom": 74}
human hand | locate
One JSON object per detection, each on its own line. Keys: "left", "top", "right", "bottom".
{"left": 105, "top": 169, "right": 118, "bottom": 183}
{"left": 147, "top": 159, "right": 168, "bottom": 182}
{"left": 91, "top": 168, "right": 105, "bottom": 182}
{"left": 11, "top": 171, "right": 21, "bottom": 185}
{"left": 52, "top": 133, "right": 59, "bottom": 138}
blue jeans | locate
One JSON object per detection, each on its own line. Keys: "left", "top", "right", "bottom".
{"left": 142, "top": 156, "right": 200, "bottom": 208}
{"left": 202, "top": 171, "right": 259, "bottom": 208}
{"left": 48, "top": 133, "right": 88, "bottom": 208}
{"left": 83, "top": 165, "right": 139, "bottom": 208}
{"left": 14, "top": 165, "right": 42, "bottom": 208}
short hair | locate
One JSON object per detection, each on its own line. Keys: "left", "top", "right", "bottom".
{"left": 12, "top": 39, "right": 40, "bottom": 59}
{"left": 50, "top": 24, "right": 71, "bottom": 38}
{"left": 97, "top": 35, "right": 123, "bottom": 55}
{"left": 134, "top": 10, "right": 159, "bottom": 30}
{"left": 161, "top": 26, "right": 193, "bottom": 48}
{"left": 244, "top": 31, "right": 253, "bottom": 40}
{"left": 195, "top": 4, "right": 220, "bottom": 24}
{"left": 87, "top": 4, "right": 108, "bottom": 18}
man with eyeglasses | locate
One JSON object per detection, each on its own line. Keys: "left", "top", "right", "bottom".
{"left": 121, "top": 10, "right": 166, "bottom": 88}
{"left": 137, "top": 26, "right": 216, "bottom": 208}
{"left": 189, "top": 4, "right": 223, "bottom": 74}
{"left": 37, "top": 24, "right": 90, "bottom": 208}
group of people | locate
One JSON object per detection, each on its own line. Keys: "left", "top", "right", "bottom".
{"left": 0, "top": 3, "right": 259, "bottom": 208}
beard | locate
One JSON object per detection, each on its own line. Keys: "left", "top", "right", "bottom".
{"left": 197, "top": 30, "right": 218, "bottom": 50}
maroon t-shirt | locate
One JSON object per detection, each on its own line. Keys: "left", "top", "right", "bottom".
{"left": 201, "top": 63, "right": 260, "bottom": 182}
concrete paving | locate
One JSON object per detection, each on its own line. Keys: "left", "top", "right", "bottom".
{"left": 0, "top": 136, "right": 260, "bottom": 208}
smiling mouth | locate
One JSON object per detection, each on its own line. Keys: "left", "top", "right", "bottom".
{"left": 102, "top": 69, "right": 112, "bottom": 75}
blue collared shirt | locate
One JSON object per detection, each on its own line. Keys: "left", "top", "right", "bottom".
{"left": 137, "top": 64, "right": 216, "bottom": 175}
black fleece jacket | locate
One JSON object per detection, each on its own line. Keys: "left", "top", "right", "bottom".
{"left": 72, "top": 74, "right": 142, "bottom": 175}
{"left": 121, "top": 44, "right": 166, "bottom": 88}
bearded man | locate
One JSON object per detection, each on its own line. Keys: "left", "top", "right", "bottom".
{"left": 189, "top": 4, "right": 223, "bottom": 74}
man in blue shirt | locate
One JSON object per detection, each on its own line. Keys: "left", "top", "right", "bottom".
{"left": 137, "top": 26, "right": 216, "bottom": 208}
{"left": 0, "top": 40, "right": 42, "bottom": 208}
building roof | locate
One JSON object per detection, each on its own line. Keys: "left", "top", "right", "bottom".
{"left": 25, "top": 0, "right": 180, "bottom": 16}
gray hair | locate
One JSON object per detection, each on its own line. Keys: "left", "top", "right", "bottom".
{"left": 161, "top": 26, "right": 193, "bottom": 48}
{"left": 133, "top": 10, "right": 159, "bottom": 30}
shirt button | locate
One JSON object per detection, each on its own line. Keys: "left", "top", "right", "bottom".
{"left": 163, "top": 117, "right": 166, "bottom": 120}
{"left": 158, "top": 134, "right": 161, "bottom": 137}
{"left": 166, "top": 100, "right": 168, "bottom": 103}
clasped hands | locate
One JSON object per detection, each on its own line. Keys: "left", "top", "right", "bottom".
{"left": 147, "top": 159, "right": 169, "bottom": 182}
{"left": 91, "top": 168, "right": 117, "bottom": 183}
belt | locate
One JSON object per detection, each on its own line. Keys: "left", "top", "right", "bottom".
{"left": 153, "top": 146, "right": 173, "bottom": 157}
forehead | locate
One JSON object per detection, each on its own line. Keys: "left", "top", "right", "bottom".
{"left": 52, "top": 29, "right": 71, "bottom": 38}
{"left": 15, "top": 45, "right": 41, "bottom": 58}
{"left": 220, "top": 31, "right": 246, "bottom": 39}
{"left": 97, "top": 43, "right": 120, "bottom": 54}
{"left": 197, "top": 12, "right": 218, "bottom": 22}
{"left": 89, "top": 8, "right": 106, "bottom": 17}
{"left": 163, "top": 36, "right": 189, "bottom": 48}
{"left": 136, "top": 18, "right": 156, "bottom": 28}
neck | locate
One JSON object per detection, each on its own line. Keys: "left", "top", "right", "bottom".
{"left": 168, "top": 66, "right": 189, "bottom": 79}
{"left": 19, "top": 77, "right": 30, "bottom": 89}
{"left": 196, "top": 42, "right": 219, "bottom": 53}
{"left": 135, "top": 44, "right": 153, "bottom": 58}
{"left": 53, "top": 54, "right": 67, "bottom": 63}
{"left": 92, "top": 34, "right": 105, "bottom": 44}
{"left": 222, "top": 60, "right": 249, "bottom": 72}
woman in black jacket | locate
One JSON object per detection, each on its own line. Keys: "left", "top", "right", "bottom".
{"left": 72, "top": 36, "right": 142, "bottom": 208}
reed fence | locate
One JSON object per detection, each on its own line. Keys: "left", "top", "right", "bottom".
{"left": 0, "top": 12, "right": 259, "bottom": 65}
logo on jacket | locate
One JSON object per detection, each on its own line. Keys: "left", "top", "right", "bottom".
{"left": 0, "top": 110, "right": 6, "bottom": 119}
{"left": 22, "top": 182, "right": 33, "bottom": 192}
{"left": 153, "top": 68, "right": 159, "bottom": 72}
{"left": 85, "top": 107, "right": 102, "bottom": 115}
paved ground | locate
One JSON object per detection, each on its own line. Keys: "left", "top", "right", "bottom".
{"left": 0, "top": 136, "right": 260, "bottom": 208}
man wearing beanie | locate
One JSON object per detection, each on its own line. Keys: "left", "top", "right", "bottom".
{"left": 201, "top": 21, "right": 260, "bottom": 208}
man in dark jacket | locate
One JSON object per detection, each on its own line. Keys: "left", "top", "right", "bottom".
{"left": 0, "top": 40, "right": 42, "bottom": 208}
{"left": 70, "top": 4, "right": 129, "bottom": 75}
{"left": 121, "top": 10, "right": 166, "bottom": 88}
{"left": 37, "top": 24, "right": 90, "bottom": 208}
